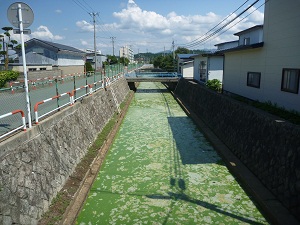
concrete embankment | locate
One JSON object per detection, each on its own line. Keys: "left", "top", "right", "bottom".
{"left": 174, "top": 78, "right": 300, "bottom": 224}
{"left": 0, "top": 77, "right": 130, "bottom": 224}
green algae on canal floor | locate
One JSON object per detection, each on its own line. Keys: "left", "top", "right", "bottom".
{"left": 76, "top": 82, "right": 268, "bottom": 225}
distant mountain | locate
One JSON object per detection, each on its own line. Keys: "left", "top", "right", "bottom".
{"left": 156, "top": 50, "right": 172, "bottom": 54}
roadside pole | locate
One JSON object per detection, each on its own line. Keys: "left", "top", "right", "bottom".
{"left": 7, "top": 2, "right": 34, "bottom": 128}
{"left": 18, "top": 3, "right": 32, "bottom": 128}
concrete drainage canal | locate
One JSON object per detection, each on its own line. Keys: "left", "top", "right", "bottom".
{"left": 73, "top": 82, "right": 268, "bottom": 224}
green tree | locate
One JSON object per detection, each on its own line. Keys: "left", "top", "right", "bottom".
{"left": 175, "top": 47, "right": 190, "bottom": 54}
{"left": 106, "top": 55, "right": 118, "bottom": 65}
{"left": 85, "top": 62, "right": 93, "bottom": 72}
{"left": 0, "top": 70, "right": 19, "bottom": 88}
{"left": 1, "top": 27, "right": 18, "bottom": 70}
{"left": 153, "top": 55, "right": 163, "bottom": 68}
{"left": 153, "top": 54, "right": 175, "bottom": 72}
{"left": 119, "top": 57, "right": 129, "bottom": 66}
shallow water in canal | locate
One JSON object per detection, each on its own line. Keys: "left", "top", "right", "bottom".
{"left": 76, "top": 82, "right": 268, "bottom": 224}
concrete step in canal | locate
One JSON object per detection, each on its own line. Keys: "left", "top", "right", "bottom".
{"left": 76, "top": 82, "right": 268, "bottom": 224}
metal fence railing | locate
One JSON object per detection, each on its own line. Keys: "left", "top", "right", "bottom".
{"left": 0, "top": 63, "right": 144, "bottom": 140}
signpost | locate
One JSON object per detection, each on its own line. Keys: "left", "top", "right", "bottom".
{"left": 7, "top": 2, "right": 34, "bottom": 128}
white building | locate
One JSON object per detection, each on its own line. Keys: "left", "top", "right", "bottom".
{"left": 193, "top": 53, "right": 224, "bottom": 83}
{"left": 192, "top": 42, "right": 238, "bottom": 84}
{"left": 177, "top": 54, "right": 197, "bottom": 76}
{"left": 119, "top": 46, "right": 134, "bottom": 63}
{"left": 181, "top": 61, "right": 194, "bottom": 78}
{"left": 221, "top": 0, "right": 300, "bottom": 112}
{"left": 85, "top": 51, "right": 106, "bottom": 71}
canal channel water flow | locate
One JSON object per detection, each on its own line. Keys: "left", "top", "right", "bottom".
{"left": 76, "top": 82, "right": 268, "bottom": 224}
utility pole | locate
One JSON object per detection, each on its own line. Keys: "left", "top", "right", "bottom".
{"left": 90, "top": 12, "right": 98, "bottom": 71}
{"left": 172, "top": 40, "right": 176, "bottom": 72}
{"left": 110, "top": 37, "right": 116, "bottom": 56}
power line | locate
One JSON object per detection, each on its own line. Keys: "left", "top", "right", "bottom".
{"left": 208, "top": 0, "right": 268, "bottom": 44}
{"left": 179, "top": 0, "right": 261, "bottom": 49}
{"left": 71, "top": 0, "right": 90, "bottom": 14}
{"left": 81, "top": 0, "right": 94, "bottom": 12}
{"left": 181, "top": 0, "right": 252, "bottom": 47}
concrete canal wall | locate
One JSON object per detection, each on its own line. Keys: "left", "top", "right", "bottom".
{"left": 0, "top": 78, "right": 130, "bottom": 224}
{"left": 174, "top": 78, "right": 300, "bottom": 221}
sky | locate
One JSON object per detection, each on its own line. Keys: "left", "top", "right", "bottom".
{"left": 0, "top": 0, "right": 265, "bottom": 55}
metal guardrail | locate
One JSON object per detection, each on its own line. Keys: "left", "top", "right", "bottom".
{"left": 34, "top": 92, "right": 72, "bottom": 124}
{"left": 0, "top": 65, "right": 142, "bottom": 140}
{"left": 0, "top": 110, "right": 26, "bottom": 139}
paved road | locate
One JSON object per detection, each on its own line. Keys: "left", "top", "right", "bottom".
{"left": 0, "top": 73, "right": 103, "bottom": 137}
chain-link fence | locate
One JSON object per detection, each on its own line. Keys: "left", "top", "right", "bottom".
{"left": 0, "top": 63, "right": 143, "bottom": 139}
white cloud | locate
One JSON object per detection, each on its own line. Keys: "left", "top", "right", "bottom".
{"left": 113, "top": 1, "right": 169, "bottom": 31}
{"left": 76, "top": 20, "right": 94, "bottom": 32}
{"left": 80, "top": 40, "right": 88, "bottom": 46}
{"left": 55, "top": 9, "right": 62, "bottom": 14}
{"left": 76, "top": 0, "right": 264, "bottom": 53}
{"left": 31, "top": 26, "right": 64, "bottom": 40}
{"left": 1, "top": 26, "right": 63, "bottom": 47}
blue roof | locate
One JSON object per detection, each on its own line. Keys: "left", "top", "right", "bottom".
{"left": 177, "top": 54, "right": 198, "bottom": 59}
{"left": 26, "top": 38, "right": 85, "bottom": 54}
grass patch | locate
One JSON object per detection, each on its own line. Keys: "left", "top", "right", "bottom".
{"left": 234, "top": 96, "right": 300, "bottom": 125}
{"left": 38, "top": 91, "right": 133, "bottom": 225}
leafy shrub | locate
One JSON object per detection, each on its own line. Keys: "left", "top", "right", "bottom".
{"left": 233, "top": 96, "right": 300, "bottom": 125}
{"left": 206, "top": 79, "right": 222, "bottom": 92}
{"left": 85, "top": 62, "right": 94, "bottom": 72}
{"left": 0, "top": 70, "right": 19, "bottom": 88}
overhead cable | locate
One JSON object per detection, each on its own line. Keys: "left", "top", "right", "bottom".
{"left": 179, "top": 0, "right": 260, "bottom": 48}
{"left": 181, "top": 0, "right": 251, "bottom": 47}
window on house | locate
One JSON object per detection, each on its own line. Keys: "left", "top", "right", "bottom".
{"left": 244, "top": 38, "right": 250, "bottom": 45}
{"left": 40, "top": 68, "right": 46, "bottom": 71}
{"left": 247, "top": 72, "right": 261, "bottom": 88}
{"left": 199, "top": 61, "right": 207, "bottom": 82}
{"left": 281, "top": 69, "right": 300, "bottom": 94}
{"left": 29, "top": 68, "right": 37, "bottom": 71}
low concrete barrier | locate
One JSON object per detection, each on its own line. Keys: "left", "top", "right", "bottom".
{"left": 0, "top": 78, "right": 130, "bottom": 224}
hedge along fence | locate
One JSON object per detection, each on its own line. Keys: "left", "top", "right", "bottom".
{"left": 0, "top": 70, "right": 19, "bottom": 88}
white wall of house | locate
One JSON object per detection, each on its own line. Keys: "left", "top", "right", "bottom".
{"left": 237, "top": 28, "right": 264, "bottom": 46}
{"left": 223, "top": 0, "right": 300, "bottom": 112}
{"left": 223, "top": 48, "right": 266, "bottom": 101}
{"left": 208, "top": 56, "right": 223, "bottom": 82}
{"left": 215, "top": 41, "right": 239, "bottom": 50}
{"left": 57, "top": 56, "right": 84, "bottom": 66}
{"left": 181, "top": 62, "right": 194, "bottom": 78}
{"left": 193, "top": 55, "right": 223, "bottom": 83}
{"left": 193, "top": 55, "right": 207, "bottom": 83}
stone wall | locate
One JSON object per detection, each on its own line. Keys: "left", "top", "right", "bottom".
{"left": 0, "top": 77, "right": 130, "bottom": 224}
{"left": 175, "top": 78, "right": 300, "bottom": 221}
